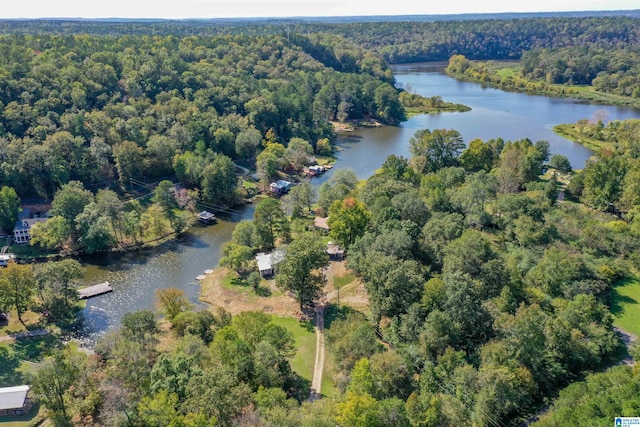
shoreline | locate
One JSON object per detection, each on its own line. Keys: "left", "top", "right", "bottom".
{"left": 445, "top": 63, "right": 640, "bottom": 109}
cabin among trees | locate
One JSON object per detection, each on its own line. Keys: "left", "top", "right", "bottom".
{"left": 255, "top": 249, "right": 286, "bottom": 277}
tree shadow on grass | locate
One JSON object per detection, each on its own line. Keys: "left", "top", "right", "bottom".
{"left": 610, "top": 286, "right": 637, "bottom": 318}
{"left": 0, "top": 346, "right": 23, "bottom": 386}
{"left": 298, "top": 318, "right": 314, "bottom": 333}
{"left": 0, "top": 402, "right": 42, "bottom": 424}
{"left": 12, "top": 333, "right": 61, "bottom": 362}
{"left": 323, "top": 303, "right": 363, "bottom": 330}
{"left": 286, "top": 372, "right": 311, "bottom": 403}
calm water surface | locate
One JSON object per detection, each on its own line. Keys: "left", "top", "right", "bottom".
{"left": 78, "top": 207, "right": 254, "bottom": 340}
{"left": 322, "top": 62, "right": 640, "bottom": 182}
{"left": 79, "top": 62, "right": 640, "bottom": 339}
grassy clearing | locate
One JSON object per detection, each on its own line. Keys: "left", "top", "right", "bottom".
{"left": 611, "top": 275, "right": 640, "bottom": 337}
{"left": 6, "top": 244, "right": 57, "bottom": 259}
{"left": 494, "top": 65, "right": 520, "bottom": 78}
{"left": 0, "top": 333, "right": 57, "bottom": 387}
{"left": 200, "top": 267, "right": 298, "bottom": 317}
{"left": 271, "top": 316, "right": 316, "bottom": 383}
{"left": 333, "top": 273, "right": 356, "bottom": 290}
{"left": 241, "top": 179, "right": 257, "bottom": 190}
{"left": 553, "top": 124, "right": 609, "bottom": 151}
{"left": 0, "top": 311, "right": 43, "bottom": 338}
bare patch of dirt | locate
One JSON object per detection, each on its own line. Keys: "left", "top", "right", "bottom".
{"left": 324, "top": 260, "right": 370, "bottom": 314}
{"left": 330, "top": 121, "right": 355, "bottom": 133}
{"left": 200, "top": 267, "right": 301, "bottom": 317}
{"left": 200, "top": 263, "right": 369, "bottom": 318}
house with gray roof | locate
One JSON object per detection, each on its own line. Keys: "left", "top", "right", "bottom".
{"left": 0, "top": 385, "right": 32, "bottom": 416}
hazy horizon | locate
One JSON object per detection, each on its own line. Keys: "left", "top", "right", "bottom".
{"left": 1, "top": 0, "right": 638, "bottom": 20}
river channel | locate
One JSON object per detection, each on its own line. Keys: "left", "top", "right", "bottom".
{"left": 78, "top": 62, "right": 640, "bottom": 340}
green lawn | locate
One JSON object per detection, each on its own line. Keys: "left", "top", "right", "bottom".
{"left": 611, "top": 276, "right": 640, "bottom": 337}
{"left": 333, "top": 273, "right": 356, "bottom": 290}
{"left": 0, "top": 342, "right": 46, "bottom": 387}
{"left": 270, "top": 315, "right": 339, "bottom": 397}
{"left": 271, "top": 316, "right": 316, "bottom": 383}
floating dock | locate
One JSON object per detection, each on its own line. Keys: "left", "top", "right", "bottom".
{"left": 77, "top": 282, "right": 113, "bottom": 299}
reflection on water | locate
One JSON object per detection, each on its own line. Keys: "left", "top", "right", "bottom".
{"left": 78, "top": 206, "right": 255, "bottom": 340}
{"left": 78, "top": 63, "right": 640, "bottom": 340}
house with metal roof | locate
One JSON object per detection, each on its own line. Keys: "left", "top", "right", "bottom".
{"left": 0, "top": 385, "right": 32, "bottom": 416}
{"left": 256, "top": 249, "right": 286, "bottom": 277}
{"left": 269, "top": 180, "right": 294, "bottom": 195}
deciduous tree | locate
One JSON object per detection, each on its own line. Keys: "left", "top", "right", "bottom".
{"left": 0, "top": 262, "right": 35, "bottom": 326}
{"left": 254, "top": 198, "right": 289, "bottom": 250}
{"left": 328, "top": 197, "right": 371, "bottom": 247}
{"left": 0, "top": 186, "right": 20, "bottom": 234}
{"left": 409, "top": 128, "right": 465, "bottom": 174}
{"left": 276, "top": 236, "right": 329, "bottom": 310}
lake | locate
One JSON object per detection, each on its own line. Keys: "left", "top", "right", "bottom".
{"left": 78, "top": 62, "right": 640, "bottom": 340}
{"left": 321, "top": 62, "right": 640, "bottom": 183}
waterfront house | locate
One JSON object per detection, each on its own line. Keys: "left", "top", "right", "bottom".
{"left": 269, "top": 180, "right": 293, "bottom": 195}
{"left": 12, "top": 217, "right": 48, "bottom": 244}
{"left": 256, "top": 249, "right": 286, "bottom": 277}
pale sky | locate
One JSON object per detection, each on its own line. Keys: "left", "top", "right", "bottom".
{"left": 0, "top": 0, "right": 637, "bottom": 19}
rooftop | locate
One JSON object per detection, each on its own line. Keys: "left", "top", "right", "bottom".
{"left": 314, "top": 216, "right": 330, "bottom": 231}
{"left": 256, "top": 249, "right": 287, "bottom": 272}
{"left": 0, "top": 385, "right": 30, "bottom": 411}
{"left": 14, "top": 217, "right": 48, "bottom": 232}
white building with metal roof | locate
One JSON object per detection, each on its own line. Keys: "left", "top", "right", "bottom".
{"left": 0, "top": 385, "right": 31, "bottom": 415}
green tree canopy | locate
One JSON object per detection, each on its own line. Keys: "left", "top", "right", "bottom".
{"left": 409, "top": 128, "right": 465, "bottom": 174}
{"left": 254, "top": 198, "right": 289, "bottom": 250}
{"left": 275, "top": 236, "right": 329, "bottom": 310}
{"left": 0, "top": 186, "right": 20, "bottom": 233}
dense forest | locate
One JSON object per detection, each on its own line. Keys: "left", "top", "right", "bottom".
{"left": 19, "top": 123, "right": 640, "bottom": 426}
{"left": 0, "top": 32, "right": 409, "bottom": 254}
{"left": 2, "top": 14, "right": 640, "bottom": 427}
{"left": 0, "top": 33, "right": 402, "bottom": 200}
{"left": 2, "top": 16, "right": 639, "bottom": 63}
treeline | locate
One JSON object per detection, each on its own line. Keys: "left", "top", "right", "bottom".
{"left": 445, "top": 54, "right": 640, "bottom": 106}
{"left": 2, "top": 17, "right": 639, "bottom": 64}
{"left": 0, "top": 33, "right": 403, "bottom": 199}
{"left": 322, "top": 17, "right": 640, "bottom": 63}
{"left": 560, "top": 118, "right": 640, "bottom": 217}
{"left": 521, "top": 45, "right": 640, "bottom": 96}
{"left": 29, "top": 307, "right": 333, "bottom": 426}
